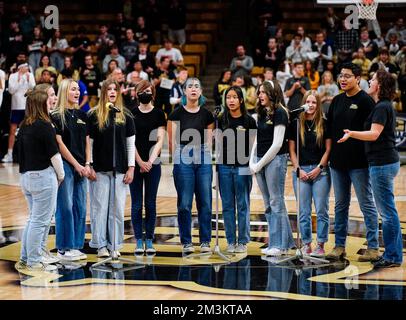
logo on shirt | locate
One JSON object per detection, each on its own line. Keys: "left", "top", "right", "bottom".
{"left": 266, "top": 120, "right": 273, "bottom": 125}
{"left": 77, "top": 119, "right": 86, "bottom": 125}
{"left": 349, "top": 104, "right": 358, "bottom": 110}
{"left": 236, "top": 126, "right": 246, "bottom": 131}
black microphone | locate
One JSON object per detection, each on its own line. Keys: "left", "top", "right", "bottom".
{"left": 106, "top": 102, "right": 121, "bottom": 113}
{"left": 289, "top": 104, "right": 310, "bottom": 119}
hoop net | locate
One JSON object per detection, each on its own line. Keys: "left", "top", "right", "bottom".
{"left": 355, "top": 0, "right": 379, "bottom": 20}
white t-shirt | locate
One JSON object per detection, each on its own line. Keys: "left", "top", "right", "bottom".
{"left": 8, "top": 72, "right": 36, "bottom": 110}
{"left": 155, "top": 48, "right": 183, "bottom": 63}
{"left": 0, "top": 69, "right": 5, "bottom": 109}
{"left": 47, "top": 38, "right": 69, "bottom": 51}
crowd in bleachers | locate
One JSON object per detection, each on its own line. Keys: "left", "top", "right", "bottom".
{"left": 216, "top": 1, "right": 406, "bottom": 116}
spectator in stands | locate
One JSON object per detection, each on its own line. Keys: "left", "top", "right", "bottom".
{"left": 284, "top": 61, "right": 310, "bottom": 110}
{"left": 27, "top": 26, "right": 46, "bottom": 71}
{"left": 9, "top": 52, "right": 33, "bottom": 74}
{"left": 109, "top": 68, "right": 126, "bottom": 95}
{"left": 352, "top": 48, "right": 372, "bottom": 80}
{"left": 326, "top": 60, "right": 338, "bottom": 81}
{"left": 275, "top": 27, "right": 288, "bottom": 53}
{"left": 37, "top": 69, "right": 58, "bottom": 94}
{"left": 356, "top": 27, "right": 378, "bottom": 62}
{"left": 263, "top": 37, "right": 284, "bottom": 72}
{"left": 134, "top": 16, "right": 150, "bottom": 44}
{"left": 385, "top": 18, "right": 406, "bottom": 43}
{"left": 47, "top": 29, "right": 69, "bottom": 72}
{"left": 264, "top": 67, "right": 275, "bottom": 82}
{"left": 336, "top": 20, "right": 359, "bottom": 66}
{"left": 311, "top": 31, "right": 333, "bottom": 74}
{"left": 95, "top": 24, "right": 116, "bottom": 63}
{"left": 80, "top": 54, "right": 102, "bottom": 108}
{"left": 153, "top": 56, "right": 176, "bottom": 117}
{"left": 230, "top": 45, "right": 254, "bottom": 78}
{"left": 322, "top": 7, "right": 340, "bottom": 46}
{"left": 103, "top": 44, "right": 126, "bottom": 74}
{"left": 285, "top": 34, "right": 311, "bottom": 64}
{"left": 35, "top": 54, "right": 57, "bottom": 83}
{"left": 395, "top": 45, "right": 406, "bottom": 112}
{"left": 127, "top": 60, "right": 149, "bottom": 81}
{"left": 276, "top": 61, "right": 292, "bottom": 102}
{"left": 293, "top": 26, "right": 312, "bottom": 51}
{"left": 3, "top": 19, "right": 25, "bottom": 70}
{"left": 155, "top": 38, "right": 184, "bottom": 69}
{"left": 144, "top": 0, "right": 163, "bottom": 45}
{"left": 167, "top": 0, "right": 187, "bottom": 46}
{"left": 369, "top": 48, "right": 399, "bottom": 79}
{"left": 317, "top": 70, "right": 339, "bottom": 116}
{"left": 57, "top": 56, "right": 79, "bottom": 85}
{"left": 388, "top": 33, "right": 403, "bottom": 56}
{"left": 133, "top": 42, "right": 156, "bottom": 78}
{"left": 305, "top": 60, "right": 320, "bottom": 91}
{"left": 170, "top": 66, "right": 188, "bottom": 109}
{"left": 2, "top": 62, "right": 35, "bottom": 163}
{"left": 111, "top": 13, "right": 131, "bottom": 47}
{"left": 70, "top": 26, "right": 92, "bottom": 69}
{"left": 250, "top": 17, "right": 273, "bottom": 66}
{"left": 213, "top": 69, "right": 232, "bottom": 107}
{"left": 126, "top": 71, "right": 142, "bottom": 88}
{"left": 19, "top": 5, "right": 36, "bottom": 40}
{"left": 121, "top": 29, "right": 139, "bottom": 66}
{"left": 106, "top": 59, "right": 119, "bottom": 78}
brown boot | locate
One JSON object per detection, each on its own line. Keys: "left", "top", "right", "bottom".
{"left": 358, "top": 248, "right": 380, "bottom": 262}
{"left": 326, "top": 246, "right": 346, "bottom": 261}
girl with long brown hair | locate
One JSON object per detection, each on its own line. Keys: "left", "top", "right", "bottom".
{"left": 288, "top": 90, "right": 332, "bottom": 257}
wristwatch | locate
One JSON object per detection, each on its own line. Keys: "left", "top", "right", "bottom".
{"left": 318, "top": 164, "right": 324, "bottom": 170}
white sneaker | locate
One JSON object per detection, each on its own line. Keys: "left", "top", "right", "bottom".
{"left": 112, "top": 250, "right": 121, "bottom": 257}
{"left": 71, "top": 249, "right": 87, "bottom": 260}
{"left": 97, "top": 247, "right": 110, "bottom": 258}
{"left": 57, "top": 250, "right": 81, "bottom": 261}
{"left": 0, "top": 234, "right": 6, "bottom": 244}
{"left": 264, "top": 247, "right": 287, "bottom": 257}
{"left": 41, "top": 249, "right": 60, "bottom": 264}
{"left": 27, "top": 262, "right": 57, "bottom": 272}
{"left": 261, "top": 247, "right": 270, "bottom": 254}
{"left": 1, "top": 153, "right": 13, "bottom": 163}
{"left": 182, "top": 243, "right": 195, "bottom": 253}
{"left": 234, "top": 243, "right": 247, "bottom": 253}
{"left": 226, "top": 244, "right": 235, "bottom": 253}
{"left": 200, "top": 242, "right": 211, "bottom": 253}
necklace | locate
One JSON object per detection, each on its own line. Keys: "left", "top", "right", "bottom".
{"left": 305, "top": 120, "right": 315, "bottom": 132}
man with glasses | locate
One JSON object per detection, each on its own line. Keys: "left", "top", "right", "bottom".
{"left": 326, "top": 63, "right": 379, "bottom": 262}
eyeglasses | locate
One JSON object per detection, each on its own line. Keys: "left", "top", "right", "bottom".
{"left": 338, "top": 73, "right": 355, "bottom": 80}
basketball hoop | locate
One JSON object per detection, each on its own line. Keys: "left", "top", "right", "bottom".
{"left": 355, "top": 0, "right": 379, "bottom": 20}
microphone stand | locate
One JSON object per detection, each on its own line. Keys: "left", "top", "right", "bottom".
{"left": 270, "top": 111, "right": 330, "bottom": 267}
{"left": 91, "top": 106, "right": 144, "bottom": 274}
{"left": 185, "top": 106, "right": 234, "bottom": 265}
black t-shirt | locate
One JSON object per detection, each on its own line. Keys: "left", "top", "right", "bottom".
{"left": 80, "top": 66, "right": 101, "bottom": 96}
{"left": 131, "top": 106, "right": 166, "bottom": 162}
{"left": 289, "top": 120, "right": 330, "bottom": 166}
{"left": 256, "top": 107, "right": 289, "bottom": 157}
{"left": 18, "top": 120, "right": 59, "bottom": 173}
{"left": 88, "top": 110, "right": 136, "bottom": 173}
{"left": 168, "top": 106, "right": 214, "bottom": 146}
{"left": 153, "top": 69, "right": 176, "bottom": 103}
{"left": 364, "top": 100, "right": 399, "bottom": 166}
{"left": 51, "top": 109, "right": 89, "bottom": 166}
{"left": 284, "top": 76, "right": 311, "bottom": 110}
{"left": 218, "top": 114, "right": 257, "bottom": 166}
{"left": 327, "top": 90, "right": 375, "bottom": 170}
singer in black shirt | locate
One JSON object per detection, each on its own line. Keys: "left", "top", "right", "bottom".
{"left": 88, "top": 79, "right": 135, "bottom": 257}
{"left": 325, "top": 63, "right": 379, "bottom": 262}
{"left": 217, "top": 86, "right": 257, "bottom": 253}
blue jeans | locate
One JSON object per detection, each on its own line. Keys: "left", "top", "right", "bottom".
{"left": 330, "top": 167, "right": 379, "bottom": 249}
{"left": 292, "top": 165, "right": 331, "bottom": 244}
{"left": 369, "top": 162, "right": 402, "bottom": 264}
{"left": 55, "top": 161, "right": 87, "bottom": 251}
{"left": 255, "top": 154, "right": 296, "bottom": 250}
{"left": 129, "top": 164, "right": 161, "bottom": 240}
{"left": 173, "top": 145, "right": 213, "bottom": 245}
{"left": 218, "top": 165, "right": 252, "bottom": 245}
{"left": 89, "top": 172, "right": 128, "bottom": 250}
{"left": 20, "top": 167, "right": 58, "bottom": 265}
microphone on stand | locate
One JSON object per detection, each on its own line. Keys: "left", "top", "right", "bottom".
{"left": 289, "top": 104, "right": 310, "bottom": 120}
{"left": 106, "top": 102, "right": 121, "bottom": 113}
